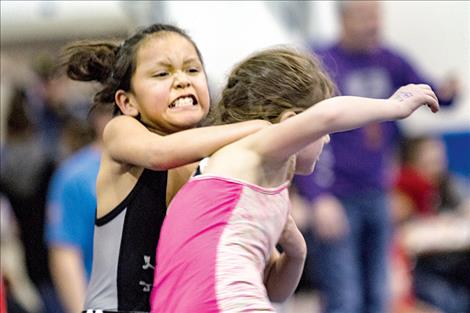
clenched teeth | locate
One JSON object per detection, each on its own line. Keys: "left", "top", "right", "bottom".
{"left": 169, "top": 96, "right": 195, "bottom": 108}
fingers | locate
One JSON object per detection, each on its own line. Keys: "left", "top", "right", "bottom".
{"left": 409, "top": 84, "right": 440, "bottom": 113}
{"left": 424, "top": 88, "right": 438, "bottom": 101}
{"left": 425, "top": 94, "right": 440, "bottom": 113}
{"left": 420, "top": 85, "right": 439, "bottom": 113}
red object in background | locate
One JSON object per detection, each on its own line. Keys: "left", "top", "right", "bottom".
{"left": 391, "top": 239, "right": 416, "bottom": 312}
{"left": 0, "top": 275, "right": 6, "bottom": 313}
{"left": 395, "top": 166, "right": 438, "bottom": 216}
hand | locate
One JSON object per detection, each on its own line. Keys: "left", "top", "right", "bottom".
{"left": 389, "top": 84, "right": 439, "bottom": 118}
{"left": 278, "top": 214, "right": 307, "bottom": 260}
{"left": 310, "top": 194, "right": 349, "bottom": 241}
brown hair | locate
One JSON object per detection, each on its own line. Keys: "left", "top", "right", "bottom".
{"left": 61, "top": 24, "right": 203, "bottom": 115}
{"left": 215, "top": 47, "right": 335, "bottom": 124}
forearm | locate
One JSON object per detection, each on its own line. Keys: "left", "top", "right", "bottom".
{"left": 153, "top": 120, "right": 269, "bottom": 169}
{"left": 264, "top": 249, "right": 306, "bottom": 302}
{"left": 309, "top": 96, "right": 395, "bottom": 135}
{"left": 106, "top": 116, "right": 269, "bottom": 170}
{"left": 314, "top": 85, "right": 438, "bottom": 134}
{"left": 296, "top": 95, "right": 396, "bottom": 139}
{"left": 50, "top": 247, "right": 87, "bottom": 313}
{"left": 255, "top": 96, "right": 393, "bottom": 160}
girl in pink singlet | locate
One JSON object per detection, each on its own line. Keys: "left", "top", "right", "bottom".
{"left": 151, "top": 47, "right": 439, "bottom": 312}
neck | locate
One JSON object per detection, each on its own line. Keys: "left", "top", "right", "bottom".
{"left": 339, "top": 38, "right": 378, "bottom": 54}
{"left": 286, "top": 156, "right": 296, "bottom": 181}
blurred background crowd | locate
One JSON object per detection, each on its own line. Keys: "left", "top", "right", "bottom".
{"left": 1, "top": 1, "right": 469, "bottom": 313}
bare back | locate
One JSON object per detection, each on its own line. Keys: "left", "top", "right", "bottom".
{"left": 201, "top": 134, "right": 293, "bottom": 189}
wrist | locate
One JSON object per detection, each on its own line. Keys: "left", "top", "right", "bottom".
{"left": 381, "top": 98, "right": 401, "bottom": 120}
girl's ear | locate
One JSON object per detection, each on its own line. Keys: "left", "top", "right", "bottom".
{"left": 115, "top": 90, "right": 139, "bottom": 117}
{"left": 279, "top": 110, "right": 297, "bottom": 122}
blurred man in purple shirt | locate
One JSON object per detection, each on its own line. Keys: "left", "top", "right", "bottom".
{"left": 294, "top": 2, "right": 457, "bottom": 313}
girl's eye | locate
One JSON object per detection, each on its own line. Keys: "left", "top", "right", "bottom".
{"left": 188, "top": 68, "right": 200, "bottom": 74}
{"left": 154, "top": 72, "right": 169, "bottom": 77}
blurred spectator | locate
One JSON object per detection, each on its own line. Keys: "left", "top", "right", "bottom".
{"left": 293, "top": 2, "right": 459, "bottom": 313}
{"left": 0, "top": 87, "right": 63, "bottom": 313}
{"left": 57, "top": 117, "right": 94, "bottom": 163}
{"left": 46, "top": 104, "right": 113, "bottom": 313}
{"left": 25, "top": 53, "right": 72, "bottom": 162}
{"left": 392, "top": 136, "right": 470, "bottom": 313}
{"left": 1, "top": 193, "right": 41, "bottom": 313}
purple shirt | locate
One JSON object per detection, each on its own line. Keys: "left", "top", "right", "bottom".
{"left": 294, "top": 43, "right": 449, "bottom": 200}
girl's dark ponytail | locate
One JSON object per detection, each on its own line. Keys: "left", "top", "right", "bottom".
{"left": 62, "top": 41, "right": 121, "bottom": 109}
{"left": 62, "top": 42, "right": 118, "bottom": 84}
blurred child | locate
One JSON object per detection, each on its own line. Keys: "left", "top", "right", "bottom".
{"left": 391, "top": 136, "right": 470, "bottom": 313}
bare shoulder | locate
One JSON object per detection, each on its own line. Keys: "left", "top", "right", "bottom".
{"left": 103, "top": 115, "right": 142, "bottom": 138}
{"left": 203, "top": 141, "right": 263, "bottom": 182}
{"left": 202, "top": 129, "right": 291, "bottom": 186}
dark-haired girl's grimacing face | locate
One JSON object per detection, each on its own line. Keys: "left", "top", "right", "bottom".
{"left": 126, "top": 32, "right": 210, "bottom": 134}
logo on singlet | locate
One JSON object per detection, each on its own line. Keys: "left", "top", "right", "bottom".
{"left": 139, "top": 255, "right": 155, "bottom": 292}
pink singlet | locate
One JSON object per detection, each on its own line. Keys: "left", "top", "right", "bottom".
{"left": 150, "top": 174, "right": 290, "bottom": 312}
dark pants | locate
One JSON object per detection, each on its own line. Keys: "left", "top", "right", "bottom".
{"left": 304, "top": 190, "right": 392, "bottom": 313}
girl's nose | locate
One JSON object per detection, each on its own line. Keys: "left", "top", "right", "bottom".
{"left": 174, "top": 72, "right": 191, "bottom": 89}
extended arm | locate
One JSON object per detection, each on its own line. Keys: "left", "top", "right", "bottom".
{"left": 103, "top": 116, "right": 269, "bottom": 170}
{"left": 248, "top": 84, "right": 439, "bottom": 162}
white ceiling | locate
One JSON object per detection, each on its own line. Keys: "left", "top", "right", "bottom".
{"left": 1, "top": 1, "right": 133, "bottom": 43}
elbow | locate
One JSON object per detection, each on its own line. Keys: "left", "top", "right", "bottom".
{"left": 310, "top": 102, "right": 338, "bottom": 135}
{"left": 268, "top": 289, "right": 293, "bottom": 303}
{"left": 147, "top": 159, "right": 167, "bottom": 171}
{"left": 147, "top": 146, "right": 187, "bottom": 170}
{"left": 148, "top": 158, "right": 165, "bottom": 171}
{"left": 147, "top": 156, "right": 176, "bottom": 171}
{"left": 146, "top": 146, "right": 174, "bottom": 170}
{"left": 269, "top": 295, "right": 289, "bottom": 304}
{"left": 320, "top": 105, "right": 339, "bottom": 131}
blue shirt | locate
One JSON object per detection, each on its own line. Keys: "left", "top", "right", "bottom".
{"left": 46, "top": 145, "right": 100, "bottom": 279}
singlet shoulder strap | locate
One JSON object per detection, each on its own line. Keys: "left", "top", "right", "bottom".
{"left": 193, "top": 157, "right": 209, "bottom": 177}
